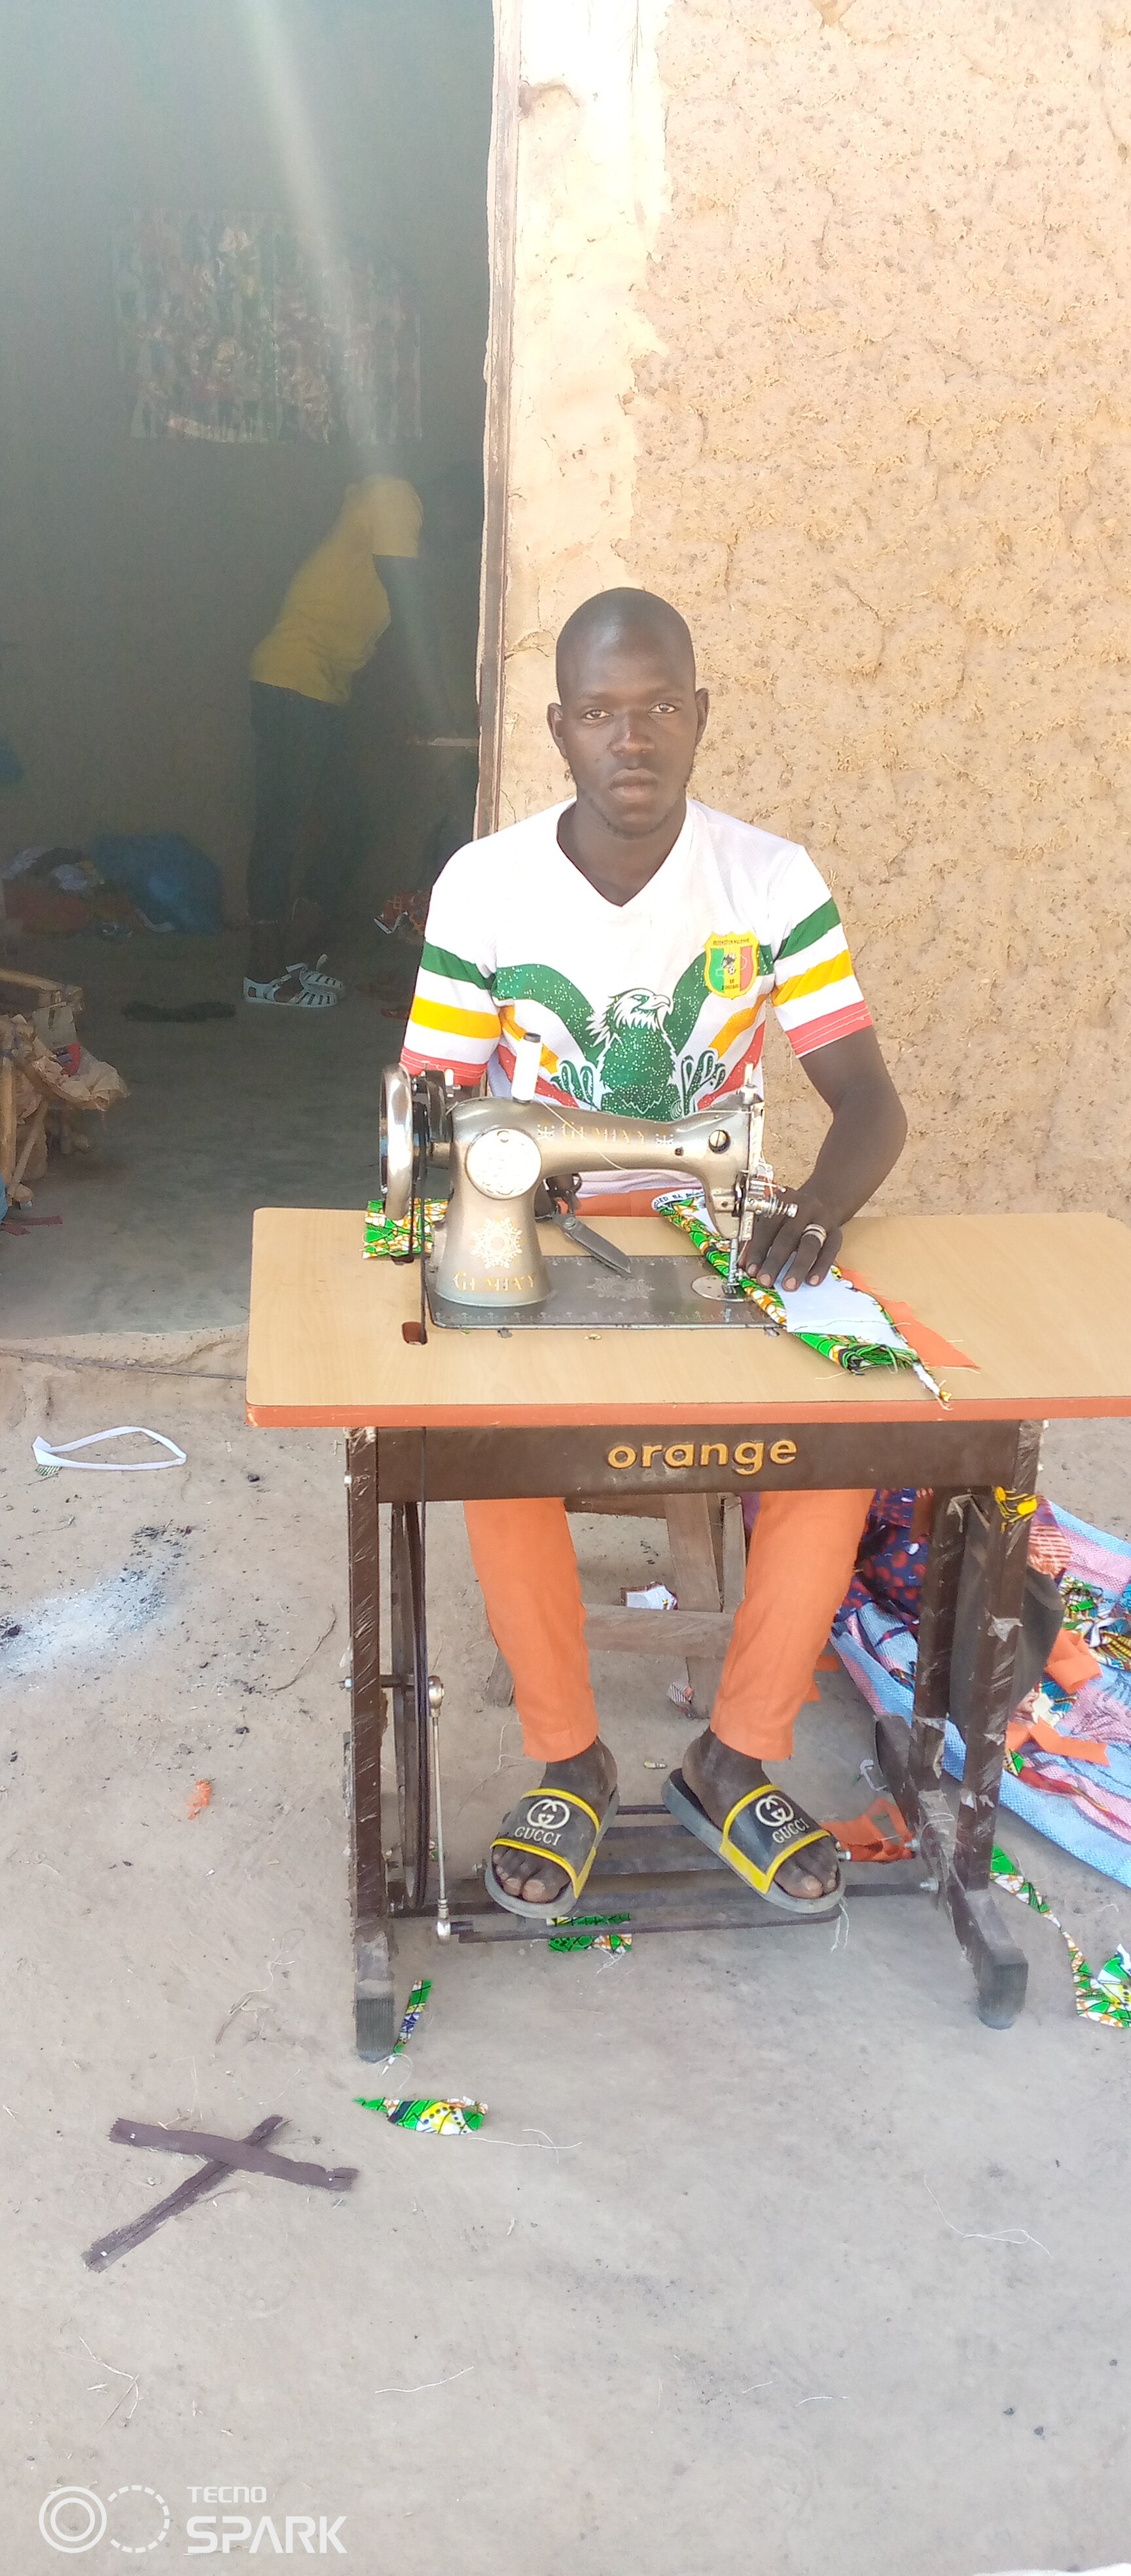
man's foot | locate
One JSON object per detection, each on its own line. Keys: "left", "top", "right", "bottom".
{"left": 682, "top": 1728, "right": 839, "bottom": 1903}
{"left": 490, "top": 1738, "right": 617, "bottom": 1909}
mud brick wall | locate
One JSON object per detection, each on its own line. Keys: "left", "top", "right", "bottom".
{"left": 499, "top": 0, "right": 1131, "bottom": 1213}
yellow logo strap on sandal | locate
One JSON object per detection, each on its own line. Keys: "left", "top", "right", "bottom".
{"left": 720, "top": 1784, "right": 827, "bottom": 1895}
{"left": 492, "top": 1789, "right": 604, "bottom": 1899}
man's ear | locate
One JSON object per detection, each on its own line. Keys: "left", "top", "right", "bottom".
{"left": 547, "top": 701, "right": 565, "bottom": 752}
{"left": 694, "top": 687, "right": 710, "bottom": 745}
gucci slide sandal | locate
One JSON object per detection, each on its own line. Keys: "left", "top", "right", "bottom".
{"left": 662, "top": 1768, "right": 842, "bottom": 1915}
{"left": 485, "top": 1783, "right": 621, "bottom": 1922}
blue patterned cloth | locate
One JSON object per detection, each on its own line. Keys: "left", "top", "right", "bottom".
{"left": 834, "top": 1495, "right": 1131, "bottom": 1889}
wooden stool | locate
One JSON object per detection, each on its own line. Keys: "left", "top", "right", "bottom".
{"left": 483, "top": 1491, "right": 747, "bottom": 1721}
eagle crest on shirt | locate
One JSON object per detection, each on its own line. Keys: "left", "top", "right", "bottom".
{"left": 587, "top": 988, "right": 680, "bottom": 1120}
{"left": 492, "top": 955, "right": 727, "bottom": 1117}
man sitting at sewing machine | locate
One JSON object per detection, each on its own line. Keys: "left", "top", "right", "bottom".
{"left": 401, "top": 588, "right": 907, "bottom": 1918}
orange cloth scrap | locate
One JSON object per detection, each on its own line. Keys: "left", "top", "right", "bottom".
{"left": 1045, "top": 1626, "right": 1104, "bottom": 1697}
{"left": 825, "top": 1795, "right": 917, "bottom": 1863}
{"left": 1007, "top": 1712, "right": 1109, "bottom": 1770}
{"left": 836, "top": 1267, "right": 975, "bottom": 1371}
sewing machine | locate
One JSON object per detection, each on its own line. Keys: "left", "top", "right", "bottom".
{"left": 378, "top": 1050, "right": 785, "bottom": 1331}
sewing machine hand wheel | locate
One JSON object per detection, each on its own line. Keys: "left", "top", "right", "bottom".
{"left": 379, "top": 1066, "right": 451, "bottom": 1228}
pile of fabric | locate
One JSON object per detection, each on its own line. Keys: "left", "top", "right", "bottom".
{"left": 835, "top": 1490, "right": 1131, "bottom": 1887}
{"left": 2, "top": 834, "right": 223, "bottom": 936}
{"left": 2, "top": 848, "right": 144, "bottom": 936}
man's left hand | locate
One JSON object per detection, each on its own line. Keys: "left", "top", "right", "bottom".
{"left": 744, "top": 1186, "right": 842, "bottom": 1291}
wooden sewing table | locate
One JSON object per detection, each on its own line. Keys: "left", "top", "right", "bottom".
{"left": 247, "top": 1208, "right": 1131, "bottom": 2050}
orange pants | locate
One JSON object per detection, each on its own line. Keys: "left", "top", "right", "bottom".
{"left": 464, "top": 1488, "right": 874, "bottom": 1766}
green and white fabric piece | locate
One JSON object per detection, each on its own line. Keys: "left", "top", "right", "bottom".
{"left": 991, "top": 1848, "right": 1131, "bottom": 2028}
{"left": 655, "top": 1189, "right": 948, "bottom": 1404}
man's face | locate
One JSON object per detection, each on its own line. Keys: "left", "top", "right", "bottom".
{"left": 548, "top": 634, "right": 709, "bottom": 839}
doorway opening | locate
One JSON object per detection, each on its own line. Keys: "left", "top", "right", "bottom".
{"left": 0, "top": 0, "right": 499, "bottom": 1331}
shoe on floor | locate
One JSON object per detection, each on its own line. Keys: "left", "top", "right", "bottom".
{"left": 243, "top": 969, "right": 339, "bottom": 1009}
{"left": 286, "top": 952, "right": 346, "bottom": 997}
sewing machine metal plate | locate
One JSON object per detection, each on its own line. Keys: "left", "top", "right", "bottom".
{"left": 423, "top": 1251, "right": 775, "bottom": 1333}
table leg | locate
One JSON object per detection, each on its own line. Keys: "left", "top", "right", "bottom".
{"left": 954, "top": 1423, "right": 1043, "bottom": 1891}
{"left": 908, "top": 1490, "right": 966, "bottom": 1795}
{"left": 874, "top": 1427, "right": 1041, "bottom": 2029}
{"left": 346, "top": 1428, "right": 396, "bottom": 2060}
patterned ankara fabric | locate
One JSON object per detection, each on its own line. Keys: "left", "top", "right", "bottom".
{"left": 655, "top": 1199, "right": 948, "bottom": 1403}
{"left": 834, "top": 1492, "right": 1131, "bottom": 1886}
{"left": 992, "top": 1850, "right": 1131, "bottom": 2028}
{"left": 842, "top": 1488, "right": 932, "bottom": 1630}
{"left": 363, "top": 1200, "right": 446, "bottom": 1259}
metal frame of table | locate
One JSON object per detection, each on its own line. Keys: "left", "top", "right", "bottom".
{"left": 344, "top": 1410, "right": 1041, "bottom": 2052}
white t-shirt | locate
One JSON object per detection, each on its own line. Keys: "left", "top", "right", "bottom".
{"left": 402, "top": 797, "right": 871, "bottom": 1190}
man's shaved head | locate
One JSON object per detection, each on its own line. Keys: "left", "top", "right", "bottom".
{"left": 547, "top": 586, "right": 708, "bottom": 855}
{"left": 555, "top": 588, "right": 696, "bottom": 694}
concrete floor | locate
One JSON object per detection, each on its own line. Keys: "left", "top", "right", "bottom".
{"left": 1, "top": 928, "right": 417, "bottom": 1334}
{"left": 3, "top": 936, "right": 1131, "bottom": 2573}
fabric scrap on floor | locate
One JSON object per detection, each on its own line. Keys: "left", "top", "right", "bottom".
{"left": 355, "top": 2097, "right": 486, "bottom": 2132}
{"left": 392, "top": 1978, "right": 432, "bottom": 2052}
{"left": 548, "top": 1913, "right": 632, "bottom": 1953}
{"left": 32, "top": 1425, "right": 187, "bottom": 1475}
{"left": 992, "top": 1849, "right": 1131, "bottom": 2028}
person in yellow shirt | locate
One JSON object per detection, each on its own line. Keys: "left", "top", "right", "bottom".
{"left": 244, "top": 469, "right": 471, "bottom": 1007}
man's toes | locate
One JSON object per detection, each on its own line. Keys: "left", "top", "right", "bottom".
{"left": 494, "top": 1853, "right": 530, "bottom": 1897}
{"left": 492, "top": 1849, "right": 569, "bottom": 1906}
{"left": 776, "top": 1859, "right": 821, "bottom": 1901}
{"left": 524, "top": 1868, "right": 569, "bottom": 1906}
{"left": 778, "top": 1836, "right": 839, "bottom": 1902}
{"left": 811, "top": 1834, "right": 840, "bottom": 1893}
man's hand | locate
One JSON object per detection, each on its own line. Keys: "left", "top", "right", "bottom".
{"left": 747, "top": 1026, "right": 907, "bottom": 1292}
{"left": 745, "top": 1185, "right": 842, "bottom": 1291}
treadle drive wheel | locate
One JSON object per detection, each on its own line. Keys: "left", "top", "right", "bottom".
{"left": 356, "top": 1992, "right": 397, "bottom": 2061}
{"left": 389, "top": 1501, "right": 431, "bottom": 1912}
